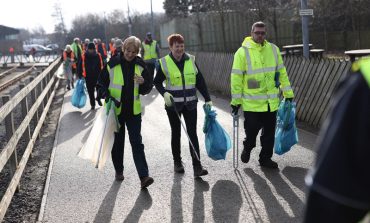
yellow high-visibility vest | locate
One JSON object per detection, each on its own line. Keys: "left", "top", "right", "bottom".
{"left": 352, "top": 58, "right": 370, "bottom": 87}
{"left": 231, "top": 37, "right": 294, "bottom": 112}
{"left": 159, "top": 53, "right": 198, "bottom": 103}
{"left": 107, "top": 64, "right": 143, "bottom": 115}
{"left": 142, "top": 40, "right": 158, "bottom": 60}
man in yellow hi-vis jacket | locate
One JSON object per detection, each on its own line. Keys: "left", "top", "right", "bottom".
{"left": 230, "top": 21, "right": 294, "bottom": 169}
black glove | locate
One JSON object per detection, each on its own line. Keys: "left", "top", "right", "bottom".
{"left": 231, "top": 105, "right": 241, "bottom": 115}
{"left": 97, "top": 87, "right": 109, "bottom": 99}
{"left": 285, "top": 98, "right": 293, "bottom": 102}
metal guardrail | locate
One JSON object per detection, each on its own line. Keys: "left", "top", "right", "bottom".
{"left": 0, "top": 57, "right": 62, "bottom": 220}
{"left": 0, "top": 52, "right": 60, "bottom": 66}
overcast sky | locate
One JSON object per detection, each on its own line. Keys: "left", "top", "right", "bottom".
{"left": 1, "top": 0, "right": 165, "bottom": 33}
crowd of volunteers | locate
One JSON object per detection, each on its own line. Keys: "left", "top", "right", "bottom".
{"left": 63, "top": 21, "right": 369, "bottom": 222}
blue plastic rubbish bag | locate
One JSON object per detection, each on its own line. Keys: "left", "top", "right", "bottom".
{"left": 203, "top": 105, "right": 231, "bottom": 160}
{"left": 71, "top": 79, "right": 87, "bottom": 108}
{"left": 274, "top": 99, "right": 299, "bottom": 155}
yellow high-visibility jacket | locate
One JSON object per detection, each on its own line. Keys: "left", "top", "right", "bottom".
{"left": 231, "top": 37, "right": 294, "bottom": 112}
{"left": 107, "top": 64, "right": 143, "bottom": 116}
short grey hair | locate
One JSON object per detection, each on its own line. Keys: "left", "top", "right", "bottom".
{"left": 251, "top": 21, "right": 266, "bottom": 33}
{"left": 123, "top": 36, "right": 141, "bottom": 53}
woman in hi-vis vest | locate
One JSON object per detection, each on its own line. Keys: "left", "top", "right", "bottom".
{"left": 96, "top": 36, "right": 154, "bottom": 189}
{"left": 154, "top": 34, "right": 213, "bottom": 177}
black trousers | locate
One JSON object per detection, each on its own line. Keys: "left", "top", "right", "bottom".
{"left": 86, "top": 80, "right": 96, "bottom": 107}
{"left": 304, "top": 190, "right": 368, "bottom": 223}
{"left": 111, "top": 115, "right": 149, "bottom": 177}
{"left": 166, "top": 107, "right": 201, "bottom": 167}
{"left": 145, "top": 62, "right": 155, "bottom": 78}
{"left": 243, "top": 111, "right": 277, "bottom": 162}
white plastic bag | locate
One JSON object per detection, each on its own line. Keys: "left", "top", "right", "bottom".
{"left": 78, "top": 101, "right": 118, "bottom": 169}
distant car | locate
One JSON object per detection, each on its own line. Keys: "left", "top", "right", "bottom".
{"left": 46, "top": 43, "right": 59, "bottom": 50}
{"left": 23, "top": 44, "right": 52, "bottom": 56}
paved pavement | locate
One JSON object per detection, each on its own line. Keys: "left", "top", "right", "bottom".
{"left": 39, "top": 85, "right": 317, "bottom": 223}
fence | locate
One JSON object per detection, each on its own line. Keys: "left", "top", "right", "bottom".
{"left": 192, "top": 52, "right": 351, "bottom": 127}
{"left": 0, "top": 57, "right": 61, "bottom": 220}
{"left": 0, "top": 51, "right": 60, "bottom": 66}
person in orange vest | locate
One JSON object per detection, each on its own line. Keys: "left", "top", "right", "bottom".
{"left": 63, "top": 45, "right": 75, "bottom": 90}
{"left": 109, "top": 38, "right": 115, "bottom": 55}
{"left": 77, "top": 42, "right": 103, "bottom": 110}
{"left": 82, "top": 38, "right": 90, "bottom": 52}
{"left": 96, "top": 38, "right": 107, "bottom": 63}
{"left": 112, "top": 39, "right": 123, "bottom": 57}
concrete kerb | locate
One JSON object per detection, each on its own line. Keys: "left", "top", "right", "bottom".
{"left": 37, "top": 74, "right": 65, "bottom": 222}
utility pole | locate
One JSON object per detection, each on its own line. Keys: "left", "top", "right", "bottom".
{"left": 300, "top": 0, "right": 311, "bottom": 58}
{"left": 103, "top": 12, "right": 108, "bottom": 47}
{"left": 127, "top": 0, "right": 132, "bottom": 36}
{"left": 150, "top": 0, "right": 154, "bottom": 37}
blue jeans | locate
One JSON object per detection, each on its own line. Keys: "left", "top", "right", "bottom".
{"left": 111, "top": 115, "right": 149, "bottom": 177}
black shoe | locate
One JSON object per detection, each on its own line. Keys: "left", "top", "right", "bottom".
{"left": 140, "top": 176, "right": 154, "bottom": 188}
{"left": 97, "top": 99, "right": 102, "bottom": 106}
{"left": 115, "top": 172, "right": 124, "bottom": 181}
{"left": 174, "top": 161, "right": 185, "bottom": 173}
{"left": 259, "top": 159, "right": 278, "bottom": 169}
{"left": 241, "top": 149, "right": 251, "bottom": 163}
{"left": 91, "top": 106, "right": 95, "bottom": 110}
{"left": 67, "top": 86, "right": 71, "bottom": 90}
{"left": 193, "top": 165, "right": 208, "bottom": 177}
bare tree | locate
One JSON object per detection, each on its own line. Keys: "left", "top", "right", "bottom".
{"left": 51, "top": 1, "right": 67, "bottom": 47}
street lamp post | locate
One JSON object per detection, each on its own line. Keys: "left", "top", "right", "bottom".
{"left": 300, "top": 0, "right": 310, "bottom": 58}
{"left": 127, "top": 0, "right": 132, "bottom": 36}
{"left": 150, "top": 0, "right": 154, "bottom": 37}
{"left": 103, "top": 12, "right": 108, "bottom": 48}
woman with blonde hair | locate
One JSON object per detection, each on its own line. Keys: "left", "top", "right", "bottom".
{"left": 97, "top": 36, "right": 154, "bottom": 188}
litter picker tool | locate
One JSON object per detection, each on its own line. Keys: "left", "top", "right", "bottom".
{"left": 170, "top": 97, "right": 200, "bottom": 161}
{"left": 232, "top": 113, "right": 240, "bottom": 169}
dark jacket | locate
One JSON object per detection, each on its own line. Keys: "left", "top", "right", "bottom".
{"left": 77, "top": 51, "right": 102, "bottom": 85}
{"left": 97, "top": 55, "right": 153, "bottom": 122}
{"left": 97, "top": 43, "right": 107, "bottom": 60}
{"left": 154, "top": 53, "right": 211, "bottom": 111}
{"left": 308, "top": 71, "right": 370, "bottom": 210}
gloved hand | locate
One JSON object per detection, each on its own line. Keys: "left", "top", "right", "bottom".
{"left": 285, "top": 98, "right": 293, "bottom": 102}
{"left": 205, "top": 101, "right": 213, "bottom": 109}
{"left": 231, "top": 104, "right": 241, "bottom": 115}
{"left": 164, "top": 92, "right": 174, "bottom": 107}
{"left": 97, "top": 87, "right": 109, "bottom": 99}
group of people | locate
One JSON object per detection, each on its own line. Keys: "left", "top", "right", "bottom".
{"left": 62, "top": 20, "right": 369, "bottom": 222}
{"left": 91, "top": 21, "right": 295, "bottom": 190}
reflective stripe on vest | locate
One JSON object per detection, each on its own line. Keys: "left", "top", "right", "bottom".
{"left": 142, "top": 41, "right": 158, "bottom": 60}
{"left": 159, "top": 54, "right": 198, "bottom": 103}
{"left": 243, "top": 44, "right": 283, "bottom": 75}
{"left": 107, "top": 64, "right": 143, "bottom": 115}
{"left": 360, "top": 59, "right": 370, "bottom": 88}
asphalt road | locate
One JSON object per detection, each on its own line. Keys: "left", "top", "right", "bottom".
{"left": 39, "top": 87, "right": 317, "bottom": 223}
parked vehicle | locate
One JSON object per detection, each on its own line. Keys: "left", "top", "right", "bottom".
{"left": 23, "top": 44, "right": 52, "bottom": 56}
{"left": 46, "top": 43, "right": 59, "bottom": 50}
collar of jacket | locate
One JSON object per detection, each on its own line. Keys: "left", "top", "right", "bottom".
{"left": 108, "top": 55, "right": 145, "bottom": 68}
{"left": 145, "top": 39, "right": 153, "bottom": 44}
{"left": 242, "top": 36, "right": 268, "bottom": 49}
{"left": 169, "top": 52, "right": 190, "bottom": 62}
